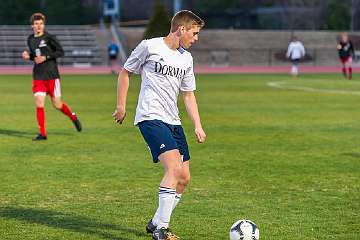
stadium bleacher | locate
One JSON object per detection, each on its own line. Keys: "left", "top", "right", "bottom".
{"left": 119, "top": 27, "right": 360, "bottom": 67}
{"left": 0, "top": 25, "right": 103, "bottom": 66}
{"left": 1, "top": 24, "right": 358, "bottom": 68}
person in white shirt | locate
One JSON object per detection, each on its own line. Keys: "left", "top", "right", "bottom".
{"left": 113, "top": 10, "right": 206, "bottom": 240}
{"left": 286, "top": 36, "right": 306, "bottom": 77}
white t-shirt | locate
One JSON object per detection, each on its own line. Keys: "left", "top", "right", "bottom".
{"left": 286, "top": 41, "right": 305, "bottom": 60}
{"left": 124, "top": 37, "right": 196, "bottom": 125}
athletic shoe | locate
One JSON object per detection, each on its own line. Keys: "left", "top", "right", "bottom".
{"left": 72, "top": 117, "right": 82, "bottom": 132}
{"left": 32, "top": 134, "right": 47, "bottom": 141}
{"left": 146, "top": 219, "right": 157, "bottom": 234}
{"left": 152, "top": 228, "right": 180, "bottom": 240}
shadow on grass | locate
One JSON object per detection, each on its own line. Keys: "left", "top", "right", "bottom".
{"left": 0, "top": 128, "right": 75, "bottom": 139}
{"left": 342, "top": 152, "right": 360, "bottom": 158}
{"left": 0, "top": 207, "right": 146, "bottom": 240}
{"left": 0, "top": 129, "right": 33, "bottom": 138}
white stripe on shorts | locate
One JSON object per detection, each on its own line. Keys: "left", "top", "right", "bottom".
{"left": 54, "top": 78, "right": 61, "bottom": 98}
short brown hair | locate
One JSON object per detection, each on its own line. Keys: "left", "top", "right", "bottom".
{"left": 171, "top": 10, "right": 205, "bottom": 32}
{"left": 30, "top": 13, "right": 46, "bottom": 24}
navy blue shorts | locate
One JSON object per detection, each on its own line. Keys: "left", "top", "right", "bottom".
{"left": 138, "top": 120, "right": 190, "bottom": 163}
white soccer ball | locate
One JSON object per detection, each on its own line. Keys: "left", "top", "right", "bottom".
{"left": 229, "top": 219, "right": 259, "bottom": 240}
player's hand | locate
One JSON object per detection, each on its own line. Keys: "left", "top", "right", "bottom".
{"left": 195, "top": 126, "right": 206, "bottom": 143}
{"left": 112, "top": 107, "right": 126, "bottom": 124}
{"left": 22, "top": 51, "right": 30, "bottom": 60}
{"left": 34, "top": 56, "right": 46, "bottom": 64}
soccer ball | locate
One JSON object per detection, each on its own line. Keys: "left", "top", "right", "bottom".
{"left": 229, "top": 219, "right": 259, "bottom": 240}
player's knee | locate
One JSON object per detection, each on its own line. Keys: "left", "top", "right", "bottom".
{"left": 180, "top": 174, "right": 190, "bottom": 186}
{"left": 34, "top": 97, "right": 45, "bottom": 107}
{"left": 169, "top": 165, "right": 183, "bottom": 181}
{"left": 52, "top": 101, "right": 63, "bottom": 109}
{"left": 35, "top": 101, "right": 45, "bottom": 108}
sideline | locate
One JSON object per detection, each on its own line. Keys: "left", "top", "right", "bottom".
{"left": 267, "top": 81, "right": 360, "bottom": 96}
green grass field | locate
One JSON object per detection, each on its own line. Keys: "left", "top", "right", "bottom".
{"left": 0, "top": 73, "right": 359, "bottom": 240}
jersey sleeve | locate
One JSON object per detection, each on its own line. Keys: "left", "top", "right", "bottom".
{"left": 180, "top": 56, "right": 196, "bottom": 92}
{"left": 286, "top": 43, "right": 292, "bottom": 58}
{"left": 350, "top": 41, "right": 355, "bottom": 55}
{"left": 301, "top": 43, "right": 305, "bottom": 57}
{"left": 47, "top": 34, "right": 65, "bottom": 60}
{"left": 123, "top": 40, "right": 149, "bottom": 74}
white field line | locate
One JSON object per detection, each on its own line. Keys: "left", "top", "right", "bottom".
{"left": 267, "top": 81, "right": 360, "bottom": 96}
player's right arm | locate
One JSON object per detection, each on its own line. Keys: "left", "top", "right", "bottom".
{"left": 112, "top": 40, "right": 148, "bottom": 124}
{"left": 22, "top": 36, "right": 35, "bottom": 61}
{"left": 113, "top": 69, "right": 131, "bottom": 124}
{"left": 286, "top": 43, "right": 292, "bottom": 58}
{"left": 337, "top": 42, "right": 342, "bottom": 51}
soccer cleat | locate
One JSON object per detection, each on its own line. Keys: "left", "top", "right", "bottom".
{"left": 152, "top": 228, "right": 180, "bottom": 240}
{"left": 146, "top": 219, "right": 157, "bottom": 234}
{"left": 72, "top": 116, "right": 82, "bottom": 132}
{"left": 32, "top": 134, "right": 47, "bottom": 141}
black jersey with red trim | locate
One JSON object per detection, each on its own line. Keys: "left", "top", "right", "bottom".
{"left": 27, "top": 31, "right": 64, "bottom": 80}
{"left": 338, "top": 41, "right": 354, "bottom": 58}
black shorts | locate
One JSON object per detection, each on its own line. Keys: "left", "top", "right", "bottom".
{"left": 138, "top": 120, "right": 190, "bottom": 163}
{"left": 291, "top": 59, "right": 300, "bottom": 65}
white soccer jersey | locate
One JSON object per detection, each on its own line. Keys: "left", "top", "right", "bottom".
{"left": 286, "top": 41, "right": 305, "bottom": 60}
{"left": 124, "top": 37, "right": 196, "bottom": 125}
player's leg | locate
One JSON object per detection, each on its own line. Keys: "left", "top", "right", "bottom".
{"left": 341, "top": 58, "right": 347, "bottom": 78}
{"left": 32, "top": 80, "right": 47, "bottom": 140}
{"left": 173, "top": 124, "right": 191, "bottom": 201}
{"left": 346, "top": 57, "right": 353, "bottom": 80}
{"left": 174, "top": 160, "right": 190, "bottom": 206}
{"left": 138, "top": 120, "right": 182, "bottom": 239}
{"left": 156, "top": 150, "right": 183, "bottom": 226}
{"left": 151, "top": 154, "right": 188, "bottom": 227}
{"left": 33, "top": 93, "right": 47, "bottom": 140}
{"left": 51, "top": 96, "right": 82, "bottom": 131}
{"left": 150, "top": 150, "right": 182, "bottom": 240}
{"left": 291, "top": 59, "right": 299, "bottom": 77}
{"left": 149, "top": 125, "right": 190, "bottom": 240}
{"left": 48, "top": 79, "right": 82, "bottom": 131}
{"left": 110, "top": 58, "right": 117, "bottom": 74}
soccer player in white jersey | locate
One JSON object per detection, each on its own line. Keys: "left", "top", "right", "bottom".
{"left": 286, "top": 36, "right": 306, "bottom": 77}
{"left": 113, "top": 10, "right": 206, "bottom": 240}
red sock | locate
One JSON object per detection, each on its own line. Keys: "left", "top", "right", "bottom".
{"left": 36, "top": 107, "right": 46, "bottom": 136}
{"left": 348, "top": 67, "right": 352, "bottom": 79}
{"left": 60, "top": 103, "right": 77, "bottom": 121}
{"left": 342, "top": 67, "right": 347, "bottom": 77}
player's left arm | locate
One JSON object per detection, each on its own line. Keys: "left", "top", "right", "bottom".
{"left": 46, "top": 35, "right": 65, "bottom": 60}
{"left": 182, "top": 91, "right": 206, "bottom": 143}
{"left": 350, "top": 42, "right": 355, "bottom": 56}
{"left": 301, "top": 43, "right": 306, "bottom": 58}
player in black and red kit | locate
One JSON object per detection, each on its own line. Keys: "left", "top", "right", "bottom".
{"left": 337, "top": 32, "right": 355, "bottom": 80}
{"left": 22, "top": 13, "right": 81, "bottom": 141}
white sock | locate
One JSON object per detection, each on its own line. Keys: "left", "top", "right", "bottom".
{"left": 152, "top": 192, "right": 182, "bottom": 226}
{"left": 172, "top": 193, "right": 182, "bottom": 211}
{"left": 152, "top": 207, "right": 160, "bottom": 226}
{"left": 291, "top": 65, "right": 298, "bottom": 76}
{"left": 156, "top": 187, "right": 176, "bottom": 229}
